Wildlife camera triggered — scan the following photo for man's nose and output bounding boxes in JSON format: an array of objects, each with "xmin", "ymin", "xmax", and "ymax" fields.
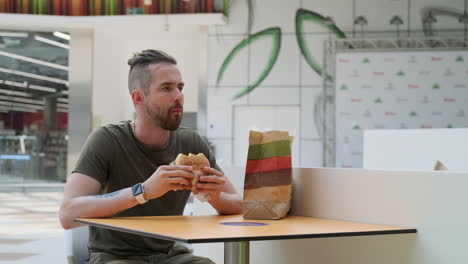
[{"xmin": 174, "ymin": 89, "xmax": 183, "ymax": 102}]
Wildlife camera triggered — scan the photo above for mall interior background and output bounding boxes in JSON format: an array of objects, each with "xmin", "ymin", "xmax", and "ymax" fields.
[{"xmin": 0, "ymin": 0, "xmax": 466, "ymax": 186}]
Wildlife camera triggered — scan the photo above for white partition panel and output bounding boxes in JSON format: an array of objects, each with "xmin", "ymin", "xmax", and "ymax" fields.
[
  {"xmin": 283, "ymin": 168, "xmax": 468, "ymax": 264},
  {"xmin": 363, "ymin": 128, "xmax": 468, "ymax": 172},
  {"xmin": 194, "ymin": 167, "xmax": 468, "ymax": 264}
]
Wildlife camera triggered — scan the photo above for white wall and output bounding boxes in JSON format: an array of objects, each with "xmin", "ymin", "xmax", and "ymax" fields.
[
  {"xmin": 206, "ymin": 0, "xmax": 467, "ymax": 170},
  {"xmin": 91, "ymin": 23, "xmax": 208, "ymax": 127}
]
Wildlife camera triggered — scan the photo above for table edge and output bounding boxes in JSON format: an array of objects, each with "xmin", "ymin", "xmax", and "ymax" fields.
[{"xmin": 75, "ymin": 219, "xmax": 416, "ymax": 243}]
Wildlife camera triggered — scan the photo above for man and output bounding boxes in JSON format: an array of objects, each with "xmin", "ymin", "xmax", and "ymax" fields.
[{"xmin": 59, "ymin": 49, "xmax": 242, "ymax": 264}]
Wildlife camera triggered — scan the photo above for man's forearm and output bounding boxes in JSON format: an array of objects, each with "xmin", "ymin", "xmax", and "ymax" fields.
[
  {"xmin": 59, "ymin": 188, "xmax": 139, "ymax": 229},
  {"xmin": 209, "ymin": 192, "xmax": 243, "ymax": 215}
]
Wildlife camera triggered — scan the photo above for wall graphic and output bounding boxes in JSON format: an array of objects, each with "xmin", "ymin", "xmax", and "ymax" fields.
[
  {"xmin": 296, "ymin": 9, "xmax": 346, "ymax": 81},
  {"xmin": 216, "ymin": 27, "xmax": 281, "ymax": 99},
  {"xmin": 335, "ymin": 51, "xmax": 468, "ymax": 168},
  {"xmin": 216, "ymin": 8, "xmax": 346, "ymax": 99}
]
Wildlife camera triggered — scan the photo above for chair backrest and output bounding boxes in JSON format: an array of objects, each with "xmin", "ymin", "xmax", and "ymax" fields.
[{"xmin": 65, "ymin": 226, "xmax": 89, "ymax": 264}]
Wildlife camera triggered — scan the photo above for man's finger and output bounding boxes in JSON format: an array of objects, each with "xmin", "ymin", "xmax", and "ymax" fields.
[
  {"xmin": 162, "ymin": 165, "xmax": 194, "ymax": 172},
  {"xmin": 169, "ymin": 183, "xmax": 185, "ymax": 191},
  {"xmin": 196, "ymin": 182, "xmax": 223, "ymax": 190},
  {"xmin": 201, "ymin": 167, "xmax": 222, "ymax": 176},
  {"xmin": 166, "ymin": 176, "xmax": 191, "ymax": 186},
  {"xmin": 161, "ymin": 170, "xmax": 194, "ymax": 179},
  {"xmin": 199, "ymin": 175, "xmax": 225, "ymax": 183}
]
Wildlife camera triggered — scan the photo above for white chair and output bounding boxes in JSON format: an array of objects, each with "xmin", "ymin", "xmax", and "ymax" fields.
[{"xmin": 65, "ymin": 226, "xmax": 89, "ymax": 264}]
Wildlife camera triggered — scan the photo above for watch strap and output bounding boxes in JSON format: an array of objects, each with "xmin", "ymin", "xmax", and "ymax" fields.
[{"xmin": 132, "ymin": 183, "xmax": 148, "ymax": 204}]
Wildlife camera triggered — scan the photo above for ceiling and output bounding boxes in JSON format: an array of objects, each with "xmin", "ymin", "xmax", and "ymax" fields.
[{"xmin": 0, "ymin": 30, "xmax": 69, "ymax": 114}]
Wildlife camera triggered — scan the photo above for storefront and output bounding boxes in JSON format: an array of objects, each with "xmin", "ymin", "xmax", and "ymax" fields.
[{"xmin": 0, "ymin": 30, "xmax": 69, "ymax": 184}]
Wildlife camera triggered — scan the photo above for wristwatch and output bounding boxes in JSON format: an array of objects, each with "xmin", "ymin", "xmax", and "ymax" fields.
[{"xmin": 132, "ymin": 183, "xmax": 149, "ymax": 204}]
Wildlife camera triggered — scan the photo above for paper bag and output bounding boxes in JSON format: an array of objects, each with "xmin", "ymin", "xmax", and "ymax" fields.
[{"xmin": 242, "ymin": 130, "xmax": 293, "ymax": 220}]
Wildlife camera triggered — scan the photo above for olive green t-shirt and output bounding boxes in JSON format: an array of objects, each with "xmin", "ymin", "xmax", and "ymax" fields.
[{"xmin": 73, "ymin": 121, "xmax": 219, "ymax": 256}]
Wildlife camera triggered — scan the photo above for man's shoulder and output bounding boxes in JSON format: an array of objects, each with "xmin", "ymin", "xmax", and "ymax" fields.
[
  {"xmin": 89, "ymin": 121, "xmax": 130, "ymax": 141},
  {"xmin": 95, "ymin": 121, "xmax": 130, "ymax": 134}
]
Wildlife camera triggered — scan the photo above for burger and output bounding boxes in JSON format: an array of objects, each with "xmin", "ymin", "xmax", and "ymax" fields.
[{"xmin": 174, "ymin": 153, "xmax": 210, "ymax": 192}]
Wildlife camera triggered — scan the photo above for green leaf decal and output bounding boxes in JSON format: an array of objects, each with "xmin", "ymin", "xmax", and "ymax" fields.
[
  {"xmin": 409, "ymin": 111, "xmax": 417, "ymax": 117},
  {"xmin": 352, "ymin": 125, "xmax": 361, "ymax": 130},
  {"xmin": 216, "ymin": 27, "xmax": 281, "ymax": 99},
  {"xmin": 374, "ymin": 97, "xmax": 383, "ymax": 103},
  {"xmin": 432, "ymin": 83, "xmax": 440, "ymax": 89},
  {"xmin": 296, "ymin": 9, "xmax": 346, "ymax": 81},
  {"xmin": 456, "ymin": 56, "xmax": 463, "ymax": 62}
]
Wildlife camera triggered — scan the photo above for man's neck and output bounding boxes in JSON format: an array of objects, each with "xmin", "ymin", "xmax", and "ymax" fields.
[{"xmin": 132, "ymin": 119, "xmax": 170, "ymax": 148}]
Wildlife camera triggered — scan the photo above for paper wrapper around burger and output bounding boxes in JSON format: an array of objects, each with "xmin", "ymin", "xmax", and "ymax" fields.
[
  {"xmin": 174, "ymin": 153, "xmax": 212, "ymax": 202},
  {"xmin": 242, "ymin": 130, "xmax": 293, "ymax": 220}
]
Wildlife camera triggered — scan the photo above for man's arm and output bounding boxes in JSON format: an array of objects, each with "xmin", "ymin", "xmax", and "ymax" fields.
[
  {"xmin": 59, "ymin": 172, "xmax": 139, "ymax": 229},
  {"xmin": 198, "ymin": 167, "xmax": 243, "ymax": 215},
  {"xmin": 59, "ymin": 165, "xmax": 195, "ymax": 229}
]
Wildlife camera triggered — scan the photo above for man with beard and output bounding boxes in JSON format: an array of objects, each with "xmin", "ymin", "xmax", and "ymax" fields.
[{"xmin": 59, "ymin": 49, "xmax": 242, "ymax": 264}]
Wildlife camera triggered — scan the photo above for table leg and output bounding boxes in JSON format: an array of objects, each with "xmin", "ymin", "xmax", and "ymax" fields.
[{"xmin": 224, "ymin": 241, "xmax": 249, "ymax": 264}]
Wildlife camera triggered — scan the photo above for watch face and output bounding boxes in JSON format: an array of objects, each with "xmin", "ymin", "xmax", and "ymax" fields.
[{"xmin": 132, "ymin": 184, "xmax": 143, "ymax": 196}]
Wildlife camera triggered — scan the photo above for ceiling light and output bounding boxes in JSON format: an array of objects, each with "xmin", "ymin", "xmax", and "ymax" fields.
[
  {"xmin": 0, "ymin": 32, "xmax": 28, "ymax": 37},
  {"xmin": 57, "ymin": 98, "xmax": 68, "ymax": 103},
  {"xmin": 0, "ymin": 51, "xmax": 69, "ymax": 71},
  {"xmin": 0, "ymin": 95, "xmax": 44, "ymax": 105},
  {"xmin": 53, "ymin": 31, "xmax": 70, "ymax": 41},
  {"xmin": 1, "ymin": 79, "xmax": 58, "ymax": 93},
  {"xmin": 34, "ymin": 35, "xmax": 70, "ymax": 49},
  {"xmin": 57, "ymin": 103, "xmax": 68, "ymax": 108},
  {"xmin": 0, "ymin": 105, "xmax": 37, "ymax": 113},
  {"xmin": 29, "ymin": 84, "xmax": 57, "ymax": 93},
  {"xmin": 390, "ymin": 15, "xmax": 404, "ymax": 26},
  {"xmin": 3, "ymin": 80, "xmax": 27, "ymax": 88},
  {"xmin": 354, "ymin": 16, "xmax": 368, "ymax": 25},
  {"xmin": 0, "ymin": 88, "xmax": 32, "ymax": 97},
  {"xmin": 61, "ymin": 90, "xmax": 69, "ymax": 95},
  {"xmin": 0, "ymin": 67, "xmax": 69, "ymax": 85},
  {"xmin": 0, "ymin": 101, "xmax": 43, "ymax": 110}
]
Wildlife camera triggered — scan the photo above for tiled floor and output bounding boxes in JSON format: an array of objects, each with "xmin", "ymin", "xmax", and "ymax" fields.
[{"xmin": 0, "ymin": 192, "xmax": 66, "ymax": 263}]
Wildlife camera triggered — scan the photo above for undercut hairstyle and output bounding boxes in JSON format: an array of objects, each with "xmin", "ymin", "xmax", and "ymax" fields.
[{"xmin": 127, "ymin": 49, "xmax": 177, "ymax": 95}]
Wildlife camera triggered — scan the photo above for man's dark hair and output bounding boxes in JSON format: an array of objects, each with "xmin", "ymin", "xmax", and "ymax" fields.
[{"xmin": 127, "ymin": 49, "xmax": 177, "ymax": 95}]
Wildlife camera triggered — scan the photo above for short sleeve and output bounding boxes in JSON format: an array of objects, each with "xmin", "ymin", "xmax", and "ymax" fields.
[{"xmin": 72, "ymin": 127, "xmax": 113, "ymax": 186}]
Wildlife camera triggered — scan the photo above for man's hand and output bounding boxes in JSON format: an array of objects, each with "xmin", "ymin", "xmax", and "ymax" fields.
[
  {"xmin": 143, "ymin": 165, "xmax": 194, "ymax": 200},
  {"xmin": 195, "ymin": 167, "xmax": 226, "ymax": 201}
]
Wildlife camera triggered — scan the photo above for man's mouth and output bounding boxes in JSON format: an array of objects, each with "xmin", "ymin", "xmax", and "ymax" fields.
[{"xmin": 171, "ymin": 107, "xmax": 183, "ymax": 113}]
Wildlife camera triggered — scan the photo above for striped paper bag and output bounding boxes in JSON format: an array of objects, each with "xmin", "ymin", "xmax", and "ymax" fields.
[{"xmin": 243, "ymin": 130, "xmax": 293, "ymax": 220}]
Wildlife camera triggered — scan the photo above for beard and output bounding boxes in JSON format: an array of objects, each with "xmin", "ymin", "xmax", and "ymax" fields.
[{"xmin": 145, "ymin": 102, "xmax": 183, "ymax": 131}]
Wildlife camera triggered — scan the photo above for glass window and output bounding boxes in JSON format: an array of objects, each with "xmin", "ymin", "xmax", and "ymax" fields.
[{"xmin": 0, "ymin": 30, "xmax": 69, "ymax": 184}]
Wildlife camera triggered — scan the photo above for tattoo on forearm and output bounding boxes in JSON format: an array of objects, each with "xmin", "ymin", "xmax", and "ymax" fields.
[{"xmin": 91, "ymin": 190, "xmax": 122, "ymax": 199}]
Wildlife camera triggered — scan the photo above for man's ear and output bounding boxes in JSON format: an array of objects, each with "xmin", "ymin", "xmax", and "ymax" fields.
[{"xmin": 131, "ymin": 90, "xmax": 145, "ymax": 105}]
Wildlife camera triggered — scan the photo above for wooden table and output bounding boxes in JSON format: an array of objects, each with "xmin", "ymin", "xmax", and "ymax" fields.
[{"xmin": 76, "ymin": 214, "xmax": 416, "ymax": 264}]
